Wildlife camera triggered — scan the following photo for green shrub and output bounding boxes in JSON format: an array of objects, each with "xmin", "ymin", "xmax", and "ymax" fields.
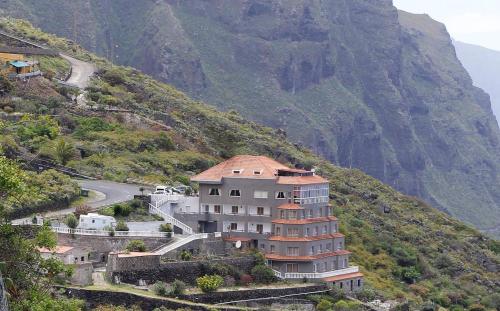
[
  {"xmin": 130, "ymin": 199, "xmax": 142, "ymax": 209},
  {"xmin": 196, "ymin": 275, "xmax": 223, "ymax": 293},
  {"xmin": 159, "ymin": 223, "xmax": 172, "ymax": 233},
  {"xmin": 250, "ymin": 265, "xmax": 276, "ymax": 284},
  {"xmin": 153, "ymin": 281, "xmax": 168, "ymax": 296},
  {"xmin": 126, "ymin": 240, "xmax": 146, "ymax": 252},
  {"xmin": 115, "ymin": 220, "xmax": 129, "ymax": 232},
  {"xmin": 180, "ymin": 250, "xmax": 192, "ymax": 261},
  {"xmin": 169, "ymin": 279, "xmax": 186, "ymax": 296},
  {"xmin": 64, "ymin": 214, "xmax": 78, "ymax": 229},
  {"xmin": 317, "ymin": 299, "xmax": 333, "ymax": 311},
  {"xmin": 113, "ymin": 204, "xmax": 131, "ymax": 217}
]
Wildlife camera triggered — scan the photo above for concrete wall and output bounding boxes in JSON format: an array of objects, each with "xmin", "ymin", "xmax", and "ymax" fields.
[{"xmin": 70, "ymin": 263, "xmax": 93, "ymax": 286}]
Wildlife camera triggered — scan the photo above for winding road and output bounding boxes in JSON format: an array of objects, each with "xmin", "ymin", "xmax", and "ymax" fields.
[{"xmin": 60, "ymin": 54, "xmax": 95, "ymax": 89}]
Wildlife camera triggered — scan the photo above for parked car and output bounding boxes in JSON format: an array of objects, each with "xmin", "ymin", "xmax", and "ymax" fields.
[
  {"xmin": 153, "ymin": 185, "xmax": 174, "ymax": 195},
  {"xmin": 173, "ymin": 185, "xmax": 192, "ymax": 194}
]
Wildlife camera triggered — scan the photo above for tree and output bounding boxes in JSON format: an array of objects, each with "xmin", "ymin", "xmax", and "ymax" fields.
[
  {"xmin": 64, "ymin": 214, "xmax": 78, "ymax": 229},
  {"xmin": 126, "ymin": 240, "xmax": 146, "ymax": 252},
  {"xmin": 159, "ymin": 223, "xmax": 172, "ymax": 233},
  {"xmin": 54, "ymin": 139, "xmax": 75, "ymax": 165},
  {"xmin": 139, "ymin": 186, "xmax": 145, "ymax": 195},
  {"xmin": 317, "ymin": 299, "xmax": 333, "ymax": 311}
]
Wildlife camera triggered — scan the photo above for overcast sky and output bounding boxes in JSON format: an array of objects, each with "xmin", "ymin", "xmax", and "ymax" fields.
[{"xmin": 394, "ymin": 0, "xmax": 500, "ymax": 51}]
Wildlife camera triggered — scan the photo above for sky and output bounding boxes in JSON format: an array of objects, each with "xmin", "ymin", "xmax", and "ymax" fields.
[{"xmin": 394, "ymin": 0, "xmax": 500, "ymax": 51}]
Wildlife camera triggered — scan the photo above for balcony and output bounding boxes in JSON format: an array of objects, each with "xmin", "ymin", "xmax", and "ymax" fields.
[{"xmin": 272, "ymin": 266, "xmax": 359, "ymax": 280}]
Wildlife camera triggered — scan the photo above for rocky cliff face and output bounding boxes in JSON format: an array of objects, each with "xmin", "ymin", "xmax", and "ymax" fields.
[
  {"xmin": 454, "ymin": 40, "xmax": 500, "ymax": 124},
  {"xmin": 2, "ymin": 0, "xmax": 500, "ymax": 235}
]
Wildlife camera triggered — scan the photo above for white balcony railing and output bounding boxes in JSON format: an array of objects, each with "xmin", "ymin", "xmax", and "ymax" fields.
[
  {"xmin": 277, "ymin": 266, "xmax": 359, "ymax": 280},
  {"xmin": 51, "ymin": 226, "xmax": 171, "ymax": 238}
]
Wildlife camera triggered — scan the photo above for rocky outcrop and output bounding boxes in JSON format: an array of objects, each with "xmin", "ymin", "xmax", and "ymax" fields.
[{"xmin": 2, "ymin": 0, "xmax": 500, "ymax": 235}]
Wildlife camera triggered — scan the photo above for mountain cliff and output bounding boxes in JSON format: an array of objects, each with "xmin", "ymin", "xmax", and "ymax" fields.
[
  {"xmin": 1, "ymin": 0, "xmax": 500, "ymax": 236},
  {"xmin": 454, "ymin": 41, "xmax": 500, "ymax": 124}
]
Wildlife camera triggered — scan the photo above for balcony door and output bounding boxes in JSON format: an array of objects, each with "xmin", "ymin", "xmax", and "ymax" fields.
[{"xmin": 286, "ymin": 263, "xmax": 299, "ymax": 273}]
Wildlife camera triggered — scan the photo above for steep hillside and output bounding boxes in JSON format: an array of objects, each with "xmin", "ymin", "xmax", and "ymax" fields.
[
  {"xmin": 454, "ymin": 41, "xmax": 500, "ymax": 124},
  {"xmin": 0, "ymin": 0, "xmax": 499, "ymax": 235},
  {"xmin": 0, "ymin": 18, "xmax": 498, "ymax": 309}
]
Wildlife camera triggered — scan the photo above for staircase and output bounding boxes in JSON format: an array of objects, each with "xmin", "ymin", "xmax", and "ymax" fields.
[
  {"xmin": 149, "ymin": 201, "xmax": 193, "ymax": 235},
  {"xmin": 154, "ymin": 233, "xmax": 208, "ymax": 255}
]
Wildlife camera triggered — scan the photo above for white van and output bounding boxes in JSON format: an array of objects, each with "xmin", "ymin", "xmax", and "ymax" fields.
[{"xmin": 154, "ymin": 185, "xmax": 173, "ymax": 195}]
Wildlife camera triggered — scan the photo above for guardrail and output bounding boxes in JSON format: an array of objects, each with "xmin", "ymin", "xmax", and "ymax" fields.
[
  {"xmin": 51, "ymin": 226, "xmax": 172, "ymax": 238},
  {"xmin": 154, "ymin": 233, "xmax": 209, "ymax": 255},
  {"xmin": 272, "ymin": 266, "xmax": 359, "ymax": 280},
  {"xmin": 149, "ymin": 203, "xmax": 193, "ymax": 234}
]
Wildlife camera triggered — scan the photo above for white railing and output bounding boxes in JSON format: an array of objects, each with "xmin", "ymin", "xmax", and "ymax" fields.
[
  {"xmin": 272, "ymin": 269, "xmax": 283, "ymax": 278},
  {"xmin": 51, "ymin": 226, "xmax": 172, "ymax": 238},
  {"xmin": 150, "ymin": 194, "xmax": 182, "ymax": 204},
  {"xmin": 149, "ymin": 203, "xmax": 193, "ymax": 234},
  {"xmin": 283, "ymin": 266, "xmax": 359, "ymax": 279},
  {"xmin": 154, "ymin": 233, "xmax": 209, "ymax": 255}
]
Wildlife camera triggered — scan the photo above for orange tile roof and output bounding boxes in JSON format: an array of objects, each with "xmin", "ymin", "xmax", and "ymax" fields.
[
  {"xmin": 191, "ymin": 155, "xmax": 291, "ymax": 182},
  {"xmin": 277, "ymin": 203, "xmax": 303, "ymax": 210},
  {"xmin": 223, "ymin": 236, "xmax": 252, "ymax": 242},
  {"xmin": 277, "ymin": 175, "xmax": 328, "ymax": 185},
  {"xmin": 267, "ymin": 233, "xmax": 344, "ymax": 242},
  {"xmin": 38, "ymin": 245, "xmax": 74, "ymax": 254},
  {"xmin": 323, "ymin": 272, "xmax": 364, "ymax": 282},
  {"xmin": 265, "ymin": 249, "xmax": 351, "ymax": 261},
  {"xmin": 272, "ymin": 216, "xmax": 338, "ymax": 225}
]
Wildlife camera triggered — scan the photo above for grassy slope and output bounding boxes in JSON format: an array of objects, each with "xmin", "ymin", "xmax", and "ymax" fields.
[{"xmin": 0, "ymin": 18, "xmax": 498, "ymax": 309}]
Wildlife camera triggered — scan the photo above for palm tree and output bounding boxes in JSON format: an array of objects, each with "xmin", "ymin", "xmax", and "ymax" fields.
[
  {"xmin": 139, "ymin": 186, "xmax": 145, "ymax": 196},
  {"xmin": 54, "ymin": 139, "xmax": 75, "ymax": 166}
]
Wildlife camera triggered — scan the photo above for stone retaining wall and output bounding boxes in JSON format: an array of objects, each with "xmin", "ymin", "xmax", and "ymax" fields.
[
  {"xmin": 108, "ymin": 257, "xmax": 255, "ymax": 285},
  {"xmin": 178, "ymin": 284, "xmax": 329, "ymax": 304},
  {"xmin": 59, "ymin": 287, "xmax": 228, "ymax": 311}
]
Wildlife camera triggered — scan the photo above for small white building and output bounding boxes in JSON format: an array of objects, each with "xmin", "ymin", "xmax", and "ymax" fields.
[
  {"xmin": 38, "ymin": 245, "xmax": 88, "ymax": 265},
  {"xmin": 78, "ymin": 213, "xmax": 116, "ymax": 230}
]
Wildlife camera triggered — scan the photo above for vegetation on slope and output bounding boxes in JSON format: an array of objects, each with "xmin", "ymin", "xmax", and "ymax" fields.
[{"xmin": 0, "ymin": 18, "xmax": 498, "ymax": 310}]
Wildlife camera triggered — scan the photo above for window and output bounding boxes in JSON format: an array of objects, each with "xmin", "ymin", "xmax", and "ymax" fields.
[
  {"xmin": 287, "ymin": 247, "xmax": 299, "ymax": 256},
  {"xmin": 214, "ymin": 205, "xmax": 221, "ymax": 214},
  {"xmin": 254, "ymin": 191, "xmax": 268, "ymax": 199},
  {"xmin": 253, "ymin": 170, "xmax": 262, "ymax": 175},
  {"xmin": 311, "ymin": 246, "xmax": 315, "ymax": 255},
  {"xmin": 314, "ymin": 226, "xmax": 319, "ymax": 236},
  {"xmin": 270, "ymin": 245, "xmax": 275, "ymax": 253},
  {"xmin": 344, "ymin": 258, "xmax": 348, "ymax": 268},
  {"xmin": 231, "ymin": 206, "xmax": 239, "ymax": 214},
  {"xmin": 309, "ymin": 210, "xmax": 313, "ymax": 218},
  {"xmin": 306, "ymin": 228, "xmax": 310, "ymax": 236},
  {"xmin": 340, "ymin": 282, "xmax": 343, "ymax": 289},
  {"xmin": 333, "ymin": 223, "xmax": 337, "ymax": 232},
  {"xmin": 313, "ymin": 263, "xmax": 317, "ymax": 272},
  {"xmin": 204, "ymin": 205, "xmax": 209, "ymax": 213},
  {"xmin": 230, "ymin": 189, "xmax": 241, "ymax": 197},
  {"xmin": 230, "ymin": 223, "xmax": 238, "ymax": 231},
  {"xmin": 209, "ymin": 188, "xmax": 220, "ymax": 196},
  {"xmin": 289, "ymin": 211, "xmax": 297, "ymax": 219},
  {"xmin": 280, "ymin": 211, "xmax": 285, "ymax": 219},
  {"xmin": 286, "ymin": 263, "xmax": 299, "ymax": 273},
  {"xmin": 319, "ymin": 244, "xmax": 323, "ymax": 253},
  {"xmin": 287, "ymin": 228, "xmax": 299, "ymax": 237},
  {"xmin": 275, "ymin": 227, "xmax": 281, "ymax": 235},
  {"xmin": 326, "ymin": 243, "xmax": 332, "ymax": 252},
  {"xmin": 232, "ymin": 169, "xmax": 242, "ymax": 174},
  {"xmin": 323, "ymin": 225, "xmax": 328, "ymax": 234},
  {"xmin": 256, "ymin": 224, "xmax": 264, "ymax": 234},
  {"xmin": 276, "ymin": 191, "xmax": 286, "ymax": 199},
  {"xmin": 357, "ymin": 279, "xmax": 361, "ymax": 287},
  {"xmin": 257, "ymin": 207, "xmax": 264, "ymax": 215},
  {"xmin": 81, "ymin": 256, "xmax": 85, "ymax": 262}
]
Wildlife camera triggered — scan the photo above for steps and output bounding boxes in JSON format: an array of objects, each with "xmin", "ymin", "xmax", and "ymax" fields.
[
  {"xmin": 148, "ymin": 202, "xmax": 193, "ymax": 235},
  {"xmin": 153, "ymin": 233, "xmax": 208, "ymax": 255}
]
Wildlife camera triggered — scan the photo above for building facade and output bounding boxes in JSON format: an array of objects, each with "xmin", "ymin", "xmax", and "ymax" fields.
[{"xmin": 176, "ymin": 155, "xmax": 363, "ymax": 290}]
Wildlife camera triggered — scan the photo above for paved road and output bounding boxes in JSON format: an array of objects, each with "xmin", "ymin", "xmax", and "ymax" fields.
[
  {"xmin": 77, "ymin": 180, "xmax": 142, "ymax": 208},
  {"xmin": 12, "ymin": 180, "xmax": 143, "ymax": 224},
  {"xmin": 60, "ymin": 54, "xmax": 95, "ymax": 89}
]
